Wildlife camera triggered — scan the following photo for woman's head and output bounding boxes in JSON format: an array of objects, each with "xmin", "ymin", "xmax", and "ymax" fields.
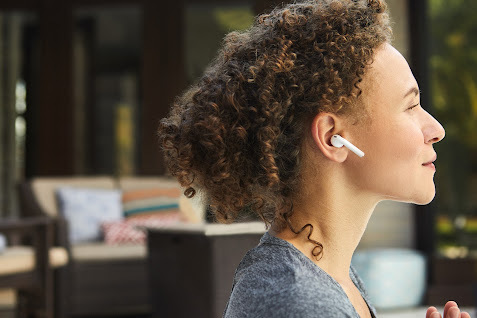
[
  {"xmin": 159, "ymin": 0, "xmax": 392, "ymax": 228},
  {"xmin": 337, "ymin": 43, "xmax": 445, "ymax": 205}
]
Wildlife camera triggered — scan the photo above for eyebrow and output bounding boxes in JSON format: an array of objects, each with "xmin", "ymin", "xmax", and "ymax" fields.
[{"xmin": 404, "ymin": 86, "xmax": 420, "ymax": 99}]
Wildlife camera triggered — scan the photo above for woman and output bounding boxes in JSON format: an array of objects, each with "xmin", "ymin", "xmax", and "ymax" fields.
[{"xmin": 159, "ymin": 0, "xmax": 469, "ymax": 317}]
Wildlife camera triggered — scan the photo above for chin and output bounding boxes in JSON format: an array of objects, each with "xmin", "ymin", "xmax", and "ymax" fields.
[
  {"xmin": 411, "ymin": 189, "xmax": 436, "ymax": 205},
  {"xmin": 386, "ymin": 187, "xmax": 436, "ymax": 205},
  {"xmin": 413, "ymin": 196, "xmax": 435, "ymax": 205}
]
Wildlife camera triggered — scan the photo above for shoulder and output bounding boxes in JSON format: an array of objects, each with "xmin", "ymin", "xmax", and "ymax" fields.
[
  {"xmin": 224, "ymin": 237, "xmax": 356, "ymax": 318},
  {"xmin": 225, "ymin": 273, "xmax": 354, "ymax": 318}
]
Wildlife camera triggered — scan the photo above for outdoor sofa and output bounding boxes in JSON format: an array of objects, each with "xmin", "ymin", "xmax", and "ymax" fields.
[{"xmin": 18, "ymin": 176, "xmax": 200, "ymax": 317}]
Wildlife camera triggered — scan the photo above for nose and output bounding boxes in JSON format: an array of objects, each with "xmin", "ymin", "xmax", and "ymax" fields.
[{"xmin": 422, "ymin": 110, "xmax": 445, "ymax": 144}]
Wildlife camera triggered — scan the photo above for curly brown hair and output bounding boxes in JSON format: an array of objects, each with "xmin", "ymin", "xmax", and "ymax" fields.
[{"xmin": 159, "ymin": 0, "xmax": 392, "ymax": 230}]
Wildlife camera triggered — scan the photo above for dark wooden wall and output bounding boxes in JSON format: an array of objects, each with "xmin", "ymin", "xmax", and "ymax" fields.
[
  {"xmin": 37, "ymin": 0, "xmax": 75, "ymax": 175},
  {"xmin": 141, "ymin": 0, "xmax": 184, "ymax": 176},
  {"xmin": 0, "ymin": 0, "xmax": 283, "ymax": 177}
]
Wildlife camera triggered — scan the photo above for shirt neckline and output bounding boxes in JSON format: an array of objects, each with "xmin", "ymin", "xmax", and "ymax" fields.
[{"xmin": 260, "ymin": 231, "xmax": 376, "ymax": 318}]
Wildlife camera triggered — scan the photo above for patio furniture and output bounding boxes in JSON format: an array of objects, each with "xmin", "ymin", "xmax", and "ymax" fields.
[
  {"xmin": 0, "ymin": 216, "xmax": 68, "ymax": 317},
  {"xmin": 147, "ymin": 222, "xmax": 265, "ymax": 318},
  {"xmin": 18, "ymin": 176, "xmax": 187, "ymax": 317}
]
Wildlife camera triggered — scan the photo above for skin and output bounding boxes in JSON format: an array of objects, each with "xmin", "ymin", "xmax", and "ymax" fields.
[
  {"xmin": 427, "ymin": 301, "xmax": 471, "ymax": 318},
  {"xmin": 272, "ymin": 43, "xmax": 468, "ymax": 318}
]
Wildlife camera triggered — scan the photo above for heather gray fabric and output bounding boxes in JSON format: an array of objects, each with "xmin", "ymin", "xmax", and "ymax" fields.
[{"xmin": 223, "ymin": 232, "xmax": 376, "ymax": 318}]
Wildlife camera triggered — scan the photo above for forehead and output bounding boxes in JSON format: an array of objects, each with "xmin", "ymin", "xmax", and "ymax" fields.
[{"xmin": 361, "ymin": 43, "xmax": 418, "ymax": 106}]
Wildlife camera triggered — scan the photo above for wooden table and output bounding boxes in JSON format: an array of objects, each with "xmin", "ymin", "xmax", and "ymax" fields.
[{"xmin": 147, "ymin": 222, "xmax": 266, "ymax": 318}]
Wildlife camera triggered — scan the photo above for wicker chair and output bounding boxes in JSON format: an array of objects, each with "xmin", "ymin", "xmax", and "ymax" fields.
[{"xmin": 0, "ymin": 216, "xmax": 68, "ymax": 318}]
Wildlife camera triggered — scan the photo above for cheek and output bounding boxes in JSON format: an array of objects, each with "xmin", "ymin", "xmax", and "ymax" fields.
[
  {"xmin": 367, "ymin": 117, "xmax": 423, "ymax": 163},
  {"xmin": 348, "ymin": 119, "xmax": 424, "ymax": 197}
]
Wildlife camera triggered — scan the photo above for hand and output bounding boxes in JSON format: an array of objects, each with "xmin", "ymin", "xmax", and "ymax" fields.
[{"xmin": 426, "ymin": 301, "xmax": 471, "ymax": 318}]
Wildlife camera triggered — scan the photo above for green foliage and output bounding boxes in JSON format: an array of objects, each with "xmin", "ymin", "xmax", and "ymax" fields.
[
  {"xmin": 214, "ymin": 8, "xmax": 254, "ymax": 32},
  {"xmin": 185, "ymin": 6, "xmax": 254, "ymax": 83},
  {"xmin": 430, "ymin": 0, "xmax": 477, "ymax": 252},
  {"xmin": 429, "ymin": 0, "xmax": 477, "ymax": 147}
]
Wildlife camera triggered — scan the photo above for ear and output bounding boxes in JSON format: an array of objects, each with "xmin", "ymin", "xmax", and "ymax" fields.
[{"xmin": 310, "ymin": 113, "xmax": 348, "ymax": 163}]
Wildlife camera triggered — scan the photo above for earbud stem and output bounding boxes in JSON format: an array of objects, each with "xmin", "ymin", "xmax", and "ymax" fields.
[{"xmin": 331, "ymin": 135, "xmax": 365, "ymax": 157}]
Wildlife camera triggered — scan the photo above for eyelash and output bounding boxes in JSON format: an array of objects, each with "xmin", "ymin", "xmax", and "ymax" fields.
[{"xmin": 408, "ymin": 103, "xmax": 420, "ymax": 111}]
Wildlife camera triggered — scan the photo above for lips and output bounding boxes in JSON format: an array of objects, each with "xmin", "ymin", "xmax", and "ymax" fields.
[{"xmin": 422, "ymin": 154, "xmax": 437, "ymax": 169}]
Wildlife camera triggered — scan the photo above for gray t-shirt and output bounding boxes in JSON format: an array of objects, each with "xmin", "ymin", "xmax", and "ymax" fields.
[{"xmin": 224, "ymin": 232, "xmax": 376, "ymax": 318}]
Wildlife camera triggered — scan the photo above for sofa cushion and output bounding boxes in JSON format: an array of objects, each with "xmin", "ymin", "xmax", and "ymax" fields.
[
  {"xmin": 102, "ymin": 221, "xmax": 146, "ymax": 244},
  {"xmin": 71, "ymin": 242, "xmax": 147, "ymax": 261},
  {"xmin": 102, "ymin": 213, "xmax": 182, "ymax": 245},
  {"xmin": 0, "ymin": 246, "xmax": 68, "ymax": 276},
  {"xmin": 0, "ymin": 288, "xmax": 15, "ymax": 308},
  {"xmin": 31, "ymin": 177, "xmax": 116, "ymax": 217},
  {"xmin": 56, "ymin": 187, "xmax": 123, "ymax": 243},
  {"xmin": 119, "ymin": 177, "xmax": 206, "ymax": 223},
  {"xmin": 122, "ymin": 188, "xmax": 181, "ymax": 217},
  {"xmin": 118, "ymin": 177, "xmax": 180, "ymax": 191}
]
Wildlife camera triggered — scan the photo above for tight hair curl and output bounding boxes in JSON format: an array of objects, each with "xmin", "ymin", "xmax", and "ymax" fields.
[{"xmin": 159, "ymin": 0, "xmax": 392, "ymax": 231}]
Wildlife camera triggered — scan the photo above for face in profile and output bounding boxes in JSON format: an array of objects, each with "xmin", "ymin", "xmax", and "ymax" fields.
[{"xmin": 345, "ymin": 43, "xmax": 445, "ymax": 205}]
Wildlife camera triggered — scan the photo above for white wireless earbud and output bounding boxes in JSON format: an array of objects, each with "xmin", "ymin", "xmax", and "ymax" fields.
[{"xmin": 331, "ymin": 135, "xmax": 365, "ymax": 157}]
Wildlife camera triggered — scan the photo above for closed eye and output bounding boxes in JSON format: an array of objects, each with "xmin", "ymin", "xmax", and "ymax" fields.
[{"xmin": 407, "ymin": 103, "xmax": 420, "ymax": 111}]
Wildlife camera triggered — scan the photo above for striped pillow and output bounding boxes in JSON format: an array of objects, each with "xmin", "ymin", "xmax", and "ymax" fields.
[{"xmin": 122, "ymin": 187, "xmax": 181, "ymax": 218}]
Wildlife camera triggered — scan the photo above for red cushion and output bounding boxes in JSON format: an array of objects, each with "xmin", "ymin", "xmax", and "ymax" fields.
[{"xmin": 102, "ymin": 213, "xmax": 182, "ymax": 245}]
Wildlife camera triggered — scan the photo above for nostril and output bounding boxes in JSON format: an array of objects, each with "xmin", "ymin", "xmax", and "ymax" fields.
[{"xmin": 427, "ymin": 135, "xmax": 442, "ymax": 144}]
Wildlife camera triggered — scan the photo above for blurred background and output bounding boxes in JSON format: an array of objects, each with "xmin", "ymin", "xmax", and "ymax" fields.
[{"xmin": 0, "ymin": 0, "xmax": 475, "ymax": 316}]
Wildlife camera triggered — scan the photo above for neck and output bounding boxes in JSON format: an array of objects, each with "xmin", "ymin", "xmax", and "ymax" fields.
[{"xmin": 272, "ymin": 168, "xmax": 379, "ymax": 283}]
